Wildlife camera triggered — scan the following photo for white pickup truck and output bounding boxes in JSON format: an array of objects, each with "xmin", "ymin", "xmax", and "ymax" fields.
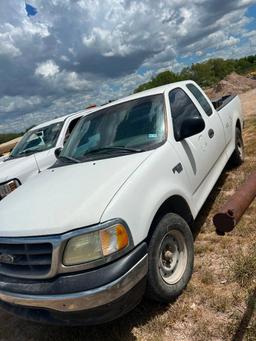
[
  {"xmin": 0, "ymin": 81, "xmax": 244, "ymax": 325},
  {"xmin": 0, "ymin": 111, "xmax": 87, "ymax": 200}
]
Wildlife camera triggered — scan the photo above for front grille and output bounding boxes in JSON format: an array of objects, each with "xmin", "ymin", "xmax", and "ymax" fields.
[{"xmin": 0, "ymin": 242, "xmax": 53, "ymax": 278}]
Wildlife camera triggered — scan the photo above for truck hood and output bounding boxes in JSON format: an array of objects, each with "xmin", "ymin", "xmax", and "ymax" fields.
[
  {"xmin": 0, "ymin": 149, "xmax": 55, "ymax": 185},
  {"xmin": 0, "ymin": 155, "xmax": 37, "ymax": 184},
  {"xmin": 0, "ymin": 156, "xmax": 7, "ymax": 164},
  {"xmin": 0, "ymin": 152, "xmax": 151, "ymax": 237}
]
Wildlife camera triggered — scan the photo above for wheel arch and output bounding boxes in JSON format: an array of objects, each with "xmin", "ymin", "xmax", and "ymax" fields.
[
  {"xmin": 236, "ymin": 119, "xmax": 242, "ymax": 132},
  {"xmin": 147, "ymin": 195, "xmax": 194, "ymax": 241}
]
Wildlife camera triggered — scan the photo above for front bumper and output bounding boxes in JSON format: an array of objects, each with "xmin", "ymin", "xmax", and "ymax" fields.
[
  {"xmin": 0, "ymin": 255, "xmax": 147, "ymax": 312},
  {"xmin": 0, "ymin": 243, "xmax": 148, "ymax": 324}
]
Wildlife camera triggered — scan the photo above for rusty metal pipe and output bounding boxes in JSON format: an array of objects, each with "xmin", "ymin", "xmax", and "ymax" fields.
[{"xmin": 213, "ymin": 172, "xmax": 256, "ymax": 234}]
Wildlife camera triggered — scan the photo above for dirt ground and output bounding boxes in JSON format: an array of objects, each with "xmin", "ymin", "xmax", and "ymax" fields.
[
  {"xmin": 0, "ymin": 91, "xmax": 255, "ymax": 341},
  {"xmin": 205, "ymin": 72, "xmax": 256, "ymax": 99},
  {"xmin": 240, "ymin": 88, "xmax": 256, "ymax": 118}
]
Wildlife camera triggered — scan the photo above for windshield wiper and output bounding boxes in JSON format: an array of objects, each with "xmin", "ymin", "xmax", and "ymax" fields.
[
  {"xmin": 19, "ymin": 149, "xmax": 36, "ymax": 156},
  {"xmin": 58, "ymin": 155, "xmax": 80, "ymax": 163},
  {"xmin": 9, "ymin": 149, "xmax": 36, "ymax": 159},
  {"xmin": 83, "ymin": 146, "xmax": 145, "ymax": 157},
  {"xmin": 19, "ymin": 149, "xmax": 38, "ymax": 156}
]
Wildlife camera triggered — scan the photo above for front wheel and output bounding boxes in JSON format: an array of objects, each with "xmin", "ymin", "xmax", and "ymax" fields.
[{"xmin": 146, "ymin": 213, "xmax": 194, "ymax": 303}]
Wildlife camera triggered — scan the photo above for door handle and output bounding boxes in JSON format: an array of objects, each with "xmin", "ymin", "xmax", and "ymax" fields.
[{"xmin": 208, "ymin": 129, "xmax": 214, "ymax": 139}]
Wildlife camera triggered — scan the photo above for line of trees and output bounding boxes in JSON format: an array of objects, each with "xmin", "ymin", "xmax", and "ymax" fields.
[
  {"xmin": 134, "ymin": 55, "xmax": 256, "ymax": 93},
  {"xmin": 0, "ymin": 133, "xmax": 21, "ymax": 145}
]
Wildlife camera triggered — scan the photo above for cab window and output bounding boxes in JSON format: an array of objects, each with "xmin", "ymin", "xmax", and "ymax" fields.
[
  {"xmin": 186, "ymin": 83, "xmax": 213, "ymax": 116},
  {"xmin": 169, "ymin": 88, "xmax": 203, "ymax": 141}
]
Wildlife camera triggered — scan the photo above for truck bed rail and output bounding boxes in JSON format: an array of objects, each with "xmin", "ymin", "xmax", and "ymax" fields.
[{"xmin": 211, "ymin": 95, "xmax": 236, "ymax": 111}]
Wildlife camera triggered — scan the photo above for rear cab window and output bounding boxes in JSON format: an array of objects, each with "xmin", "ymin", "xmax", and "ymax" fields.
[{"xmin": 186, "ymin": 83, "xmax": 213, "ymax": 116}]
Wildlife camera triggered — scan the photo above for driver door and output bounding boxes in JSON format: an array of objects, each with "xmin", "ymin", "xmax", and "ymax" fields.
[{"xmin": 168, "ymin": 87, "xmax": 226, "ymax": 210}]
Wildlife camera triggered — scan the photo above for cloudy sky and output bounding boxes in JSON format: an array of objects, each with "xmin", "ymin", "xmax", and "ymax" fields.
[{"xmin": 0, "ymin": 0, "xmax": 256, "ymax": 133}]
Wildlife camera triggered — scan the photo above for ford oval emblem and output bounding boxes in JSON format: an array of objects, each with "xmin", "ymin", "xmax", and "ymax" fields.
[{"xmin": 0, "ymin": 254, "xmax": 15, "ymax": 264}]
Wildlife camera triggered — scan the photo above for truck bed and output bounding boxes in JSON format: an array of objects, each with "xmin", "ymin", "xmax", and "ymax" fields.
[{"xmin": 211, "ymin": 95, "xmax": 236, "ymax": 111}]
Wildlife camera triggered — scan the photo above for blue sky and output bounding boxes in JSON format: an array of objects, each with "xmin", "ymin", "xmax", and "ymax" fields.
[
  {"xmin": 247, "ymin": 4, "xmax": 256, "ymax": 18},
  {"xmin": 0, "ymin": 0, "xmax": 255, "ymax": 132},
  {"xmin": 25, "ymin": 3, "xmax": 38, "ymax": 17}
]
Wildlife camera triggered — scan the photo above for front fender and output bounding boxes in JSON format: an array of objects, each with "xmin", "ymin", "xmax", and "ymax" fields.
[{"xmin": 101, "ymin": 143, "xmax": 193, "ymax": 246}]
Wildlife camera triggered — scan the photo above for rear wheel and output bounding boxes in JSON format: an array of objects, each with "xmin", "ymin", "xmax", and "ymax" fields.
[
  {"xmin": 146, "ymin": 213, "xmax": 194, "ymax": 303},
  {"xmin": 230, "ymin": 128, "xmax": 244, "ymax": 167}
]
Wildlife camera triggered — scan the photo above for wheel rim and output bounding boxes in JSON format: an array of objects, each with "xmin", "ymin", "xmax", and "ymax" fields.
[
  {"xmin": 237, "ymin": 137, "xmax": 244, "ymax": 161},
  {"xmin": 158, "ymin": 229, "xmax": 188, "ymax": 285}
]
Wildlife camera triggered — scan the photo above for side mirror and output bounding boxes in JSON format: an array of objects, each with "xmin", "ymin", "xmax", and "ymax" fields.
[
  {"xmin": 54, "ymin": 147, "xmax": 62, "ymax": 158},
  {"xmin": 177, "ymin": 116, "xmax": 205, "ymax": 141}
]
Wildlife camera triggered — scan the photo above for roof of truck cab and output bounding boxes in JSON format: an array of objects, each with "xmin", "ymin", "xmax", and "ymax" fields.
[
  {"xmin": 82, "ymin": 80, "xmax": 195, "ymax": 116},
  {"xmin": 29, "ymin": 109, "xmax": 91, "ymax": 131},
  {"xmin": 31, "ymin": 80, "xmax": 195, "ymax": 128}
]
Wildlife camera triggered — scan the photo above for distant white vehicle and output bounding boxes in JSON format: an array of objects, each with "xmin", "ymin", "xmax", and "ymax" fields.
[{"xmin": 0, "ymin": 110, "xmax": 91, "ymax": 199}]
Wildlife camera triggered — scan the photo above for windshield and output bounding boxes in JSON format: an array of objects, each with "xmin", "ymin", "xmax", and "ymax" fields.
[
  {"xmin": 60, "ymin": 94, "xmax": 166, "ymax": 162},
  {"xmin": 11, "ymin": 122, "xmax": 63, "ymax": 158}
]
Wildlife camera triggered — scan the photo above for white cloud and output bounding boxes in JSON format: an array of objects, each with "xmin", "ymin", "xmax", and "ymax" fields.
[
  {"xmin": 22, "ymin": 19, "xmax": 50, "ymax": 38},
  {"xmin": 0, "ymin": 33, "xmax": 21, "ymax": 57},
  {"xmin": 35, "ymin": 60, "xmax": 60, "ymax": 78},
  {"xmin": 61, "ymin": 71, "xmax": 89, "ymax": 90},
  {"xmin": 48, "ymin": 70, "xmax": 90, "ymax": 91},
  {"xmin": 178, "ymin": 7, "xmax": 193, "ymax": 36},
  {"xmin": 60, "ymin": 55, "xmax": 69, "ymax": 62},
  {"xmin": 0, "ymin": 96, "xmax": 42, "ymax": 113},
  {"xmin": 216, "ymin": 36, "xmax": 240, "ymax": 49},
  {"xmin": 0, "ymin": 18, "xmax": 50, "ymax": 58}
]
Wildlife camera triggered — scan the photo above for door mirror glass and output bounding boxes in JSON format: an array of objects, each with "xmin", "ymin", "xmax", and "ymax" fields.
[
  {"xmin": 177, "ymin": 116, "xmax": 205, "ymax": 141},
  {"xmin": 54, "ymin": 147, "xmax": 62, "ymax": 158}
]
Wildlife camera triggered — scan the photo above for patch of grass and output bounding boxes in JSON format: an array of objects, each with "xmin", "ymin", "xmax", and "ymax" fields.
[
  {"xmin": 190, "ymin": 308, "xmax": 227, "ymax": 341},
  {"xmin": 201, "ymin": 269, "xmax": 215, "ymax": 285},
  {"xmin": 209, "ymin": 292, "xmax": 233, "ymax": 313},
  {"xmin": 231, "ymin": 245, "xmax": 256, "ymax": 287},
  {"xmin": 246, "ymin": 315, "xmax": 256, "ymax": 341},
  {"xmin": 225, "ymin": 288, "xmax": 256, "ymax": 341},
  {"xmin": 195, "ymin": 243, "xmax": 206, "ymax": 255},
  {"xmin": 195, "ymin": 242, "xmax": 214, "ymax": 254},
  {"xmin": 219, "ymin": 235, "xmax": 233, "ymax": 250},
  {"xmin": 249, "ymin": 117, "xmax": 256, "ymax": 129},
  {"xmin": 235, "ymin": 215, "xmax": 256, "ymax": 237}
]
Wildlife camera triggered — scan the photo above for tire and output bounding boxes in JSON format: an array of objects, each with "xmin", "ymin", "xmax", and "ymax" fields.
[
  {"xmin": 230, "ymin": 128, "xmax": 244, "ymax": 167},
  {"xmin": 146, "ymin": 213, "xmax": 194, "ymax": 303}
]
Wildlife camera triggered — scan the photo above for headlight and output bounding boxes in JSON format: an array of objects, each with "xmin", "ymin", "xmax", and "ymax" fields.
[
  {"xmin": 63, "ymin": 223, "xmax": 129, "ymax": 266},
  {"xmin": 0, "ymin": 179, "xmax": 20, "ymax": 199}
]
